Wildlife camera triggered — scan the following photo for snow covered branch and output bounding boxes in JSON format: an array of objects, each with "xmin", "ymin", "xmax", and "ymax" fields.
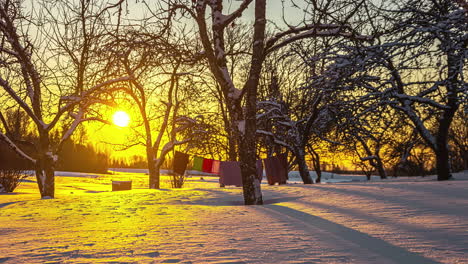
[
  {"xmin": 265, "ymin": 24, "xmax": 373, "ymax": 55},
  {"xmin": 360, "ymin": 155, "xmax": 377, "ymax": 161},
  {"xmin": 393, "ymin": 93, "xmax": 450, "ymax": 109},
  {"xmin": 0, "ymin": 78, "xmax": 44, "ymax": 128},
  {"xmin": 46, "ymin": 75, "xmax": 133, "ymax": 131},
  {"xmin": 256, "ymin": 129, "xmax": 293, "ymax": 150},
  {"xmin": 220, "ymin": 0, "xmax": 253, "ymax": 27},
  {"xmin": 0, "ymin": 132, "xmax": 36, "ymax": 164}
]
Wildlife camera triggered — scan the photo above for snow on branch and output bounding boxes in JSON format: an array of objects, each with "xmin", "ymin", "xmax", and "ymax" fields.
[
  {"xmin": 174, "ymin": 116, "xmax": 197, "ymax": 133},
  {"xmin": 56, "ymin": 107, "xmax": 113, "ymax": 153},
  {"xmin": 393, "ymin": 93, "xmax": 450, "ymax": 109},
  {"xmin": 0, "ymin": 78, "xmax": 43, "ymax": 128},
  {"xmin": 59, "ymin": 109, "xmax": 85, "ymax": 148},
  {"xmin": 277, "ymin": 120, "xmax": 294, "ymax": 128},
  {"xmin": 265, "ymin": 24, "xmax": 373, "ymax": 54},
  {"xmin": 0, "ymin": 132, "xmax": 36, "ymax": 164},
  {"xmin": 220, "ymin": 0, "xmax": 253, "ymax": 27},
  {"xmin": 157, "ymin": 138, "xmax": 193, "ymax": 167},
  {"xmin": 392, "ymin": 103, "xmax": 436, "ymax": 149},
  {"xmin": 46, "ymin": 75, "xmax": 132, "ymax": 131},
  {"xmin": 256, "ymin": 129, "xmax": 293, "ymax": 150},
  {"xmin": 360, "ymin": 155, "xmax": 377, "ymax": 161}
]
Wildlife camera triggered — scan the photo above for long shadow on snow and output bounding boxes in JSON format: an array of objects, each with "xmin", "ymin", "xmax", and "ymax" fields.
[
  {"xmin": 0, "ymin": 201, "xmax": 20, "ymax": 209},
  {"xmin": 352, "ymin": 181, "xmax": 468, "ymax": 200},
  {"xmin": 261, "ymin": 204, "xmax": 441, "ymax": 264},
  {"xmin": 318, "ymin": 177, "xmax": 468, "ymax": 199},
  {"xmin": 180, "ymin": 188, "xmax": 303, "ymax": 206},
  {"xmin": 289, "ymin": 198, "xmax": 468, "ymax": 251},
  {"xmin": 0, "ymin": 257, "xmax": 11, "ymax": 263},
  {"xmin": 62, "ymin": 185, "xmax": 107, "ymax": 193},
  {"xmin": 283, "ymin": 184, "xmax": 465, "ymax": 218}
]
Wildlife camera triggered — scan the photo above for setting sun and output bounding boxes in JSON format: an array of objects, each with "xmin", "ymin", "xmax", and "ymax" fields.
[{"xmin": 112, "ymin": 111, "xmax": 130, "ymax": 127}]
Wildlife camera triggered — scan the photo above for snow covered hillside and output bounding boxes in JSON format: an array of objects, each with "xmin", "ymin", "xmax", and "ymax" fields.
[{"xmin": 1, "ymin": 170, "xmax": 467, "ymax": 263}]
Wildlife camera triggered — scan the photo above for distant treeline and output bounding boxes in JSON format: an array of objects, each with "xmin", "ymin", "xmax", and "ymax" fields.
[
  {"xmin": 56, "ymin": 140, "xmax": 109, "ymax": 174},
  {"xmin": 109, "ymin": 155, "xmax": 172, "ymax": 170},
  {"xmin": 109, "ymin": 155, "xmax": 147, "ymax": 169},
  {"xmin": 0, "ymin": 136, "xmax": 109, "ymax": 174},
  {"xmin": 0, "ymin": 107, "xmax": 110, "ymax": 173}
]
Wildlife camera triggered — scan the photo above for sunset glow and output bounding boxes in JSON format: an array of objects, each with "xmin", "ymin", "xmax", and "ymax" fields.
[{"xmin": 112, "ymin": 111, "xmax": 130, "ymax": 127}]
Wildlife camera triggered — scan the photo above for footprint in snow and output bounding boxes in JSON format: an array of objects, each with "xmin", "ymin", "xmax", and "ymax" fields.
[
  {"xmin": 161, "ymin": 259, "xmax": 181, "ymax": 263},
  {"xmin": 217, "ymin": 249, "xmax": 239, "ymax": 254},
  {"xmin": 141, "ymin": 251, "xmax": 160, "ymax": 258}
]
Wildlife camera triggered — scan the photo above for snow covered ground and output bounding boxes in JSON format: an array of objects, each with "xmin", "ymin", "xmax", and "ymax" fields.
[{"xmin": 1, "ymin": 170, "xmax": 467, "ymax": 263}]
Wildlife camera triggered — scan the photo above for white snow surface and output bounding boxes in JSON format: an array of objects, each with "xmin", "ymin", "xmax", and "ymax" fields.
[{"xmin": 1, "ymin": 170, "xmax": 467, "ymax": 263}]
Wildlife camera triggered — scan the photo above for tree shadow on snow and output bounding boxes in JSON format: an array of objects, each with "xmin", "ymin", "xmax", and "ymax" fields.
[
  {"xmin": 182, "ymin": 188, "xmax": 303, "ymax": 206},
  {"xmin": 290, "ymin": 199, "xmax": 468, "ymax": 250},
  {"xmin": 300, "ymin": 185, "xmax": 465, "ymax": 218},
  {"xmin": 261, "ymin": 204, "xmax": 441, "ymax": 264},
  {"xmin": 0, "ymin": 257, "xmax": 11, "ymax": 263},
  {"xmin": 0, "ymin": 201, "xmax": 20, "ymax": 209}
]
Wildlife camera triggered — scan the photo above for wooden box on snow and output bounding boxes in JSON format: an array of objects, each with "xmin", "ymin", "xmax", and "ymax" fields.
[{"xmin": 112, "ymin": 181, "xmax": 132, "ymax": 191}]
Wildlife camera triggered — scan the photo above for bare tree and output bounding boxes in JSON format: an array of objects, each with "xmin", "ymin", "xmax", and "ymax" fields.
[
  {"xmin": 336, "ymin": 104, "xmax": 396, "ymax": 179},
  {"xmin": 150, "ymin": 0, "xmax": 372, "ymax": 204},
  {"xmin": 257, "ymin": 91, "xmax": 324, "ymax": 184},
  {"xmin": 109, "ymin": 27, "xmax": 209, "ymax": 189},
  {"xmin": 0, "ymin": 0, "xmax": 130, "ymax": 198},
  {"xmin": 448, "ymin": 109, "xmax": 467, "ymax": 172},
  {"xmin": 257, "ymin": 35, "xmax": 351, "ymax": 184},
  {"xmin": 321, "ymin": 0, "xmax": 466, "ymax": 180}
]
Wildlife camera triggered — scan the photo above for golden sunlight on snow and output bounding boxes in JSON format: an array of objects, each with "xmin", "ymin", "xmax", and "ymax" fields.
[
  {"xmin": 112, "ymin": 111, "xmax": 130, "ymax": 127},
  {"xmin": 1, "ymin": 171, "xmax": 468, "ymax": 263}
]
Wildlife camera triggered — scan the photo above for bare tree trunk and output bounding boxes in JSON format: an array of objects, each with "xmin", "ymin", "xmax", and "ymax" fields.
[
  {"xmin": 435, "ymin": 51, "xmax": 459, "ymax": 181},
  {"xmin": 239, "ymin": 136, "xmax": 262, "ymax": 205},
  {"xmin": 365, "ymin": 172, "xmax": 372, "ymax": 181},
  {"xmin": 35, "ymin": 129, "xmax": 55, "ymax": 198},
  {"xmin": 309, "ymin": 146, "xmax": 322, "ymax": 183},
  {"xmin": 142, "ymin": 103, "xmax": 160, "ymax": 189},
  {"xmin": 294, "ymin": 147, "xmax": 313, "ymax": 184},
  {"xmin": 227, "ymin": 135, "xmax": 237, "ymax": 161},
  {"xmin": 224, "ymin": 119, "xmax": 238, "ymax": 161},
  {"xmin": 435, "ymin": 103, "xmax": 455, "ymax": 181},
  {"xmin": 36, "ymin": 153, "xmax": 55, "ymax": 198},
  {"xmin": 374, "ymin": 157, "xmax": 387, "ymax": 179},
  {"xmin": 149, "ymin": 168, "xmax": 161, "ymax": 189},
  {"xmin": 147, "ymin": 147, "xmax": 159, "ymax": 189},
  {"xmin": 239, "ymin": 0, "xmax": 266, "ymax": 205},
  {"xmin": 42, "ymin": 161, "xmax": 55, "ymax": 198},
  {"xmin": 34, "ymin": 168, "xmax": 44, "ymax": 196},
  {"xmin": 435, "ymin": 142, "xmax": 452, "ymax": 181},
  {"xmin": 357, "ymin": 137, "xmax": 387, "ymax": 179}
]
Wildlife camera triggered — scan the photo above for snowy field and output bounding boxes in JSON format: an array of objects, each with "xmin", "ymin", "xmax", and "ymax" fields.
[{"xmin": 1, "ymin": 170, "xmax": 467, "ymax": 264}]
